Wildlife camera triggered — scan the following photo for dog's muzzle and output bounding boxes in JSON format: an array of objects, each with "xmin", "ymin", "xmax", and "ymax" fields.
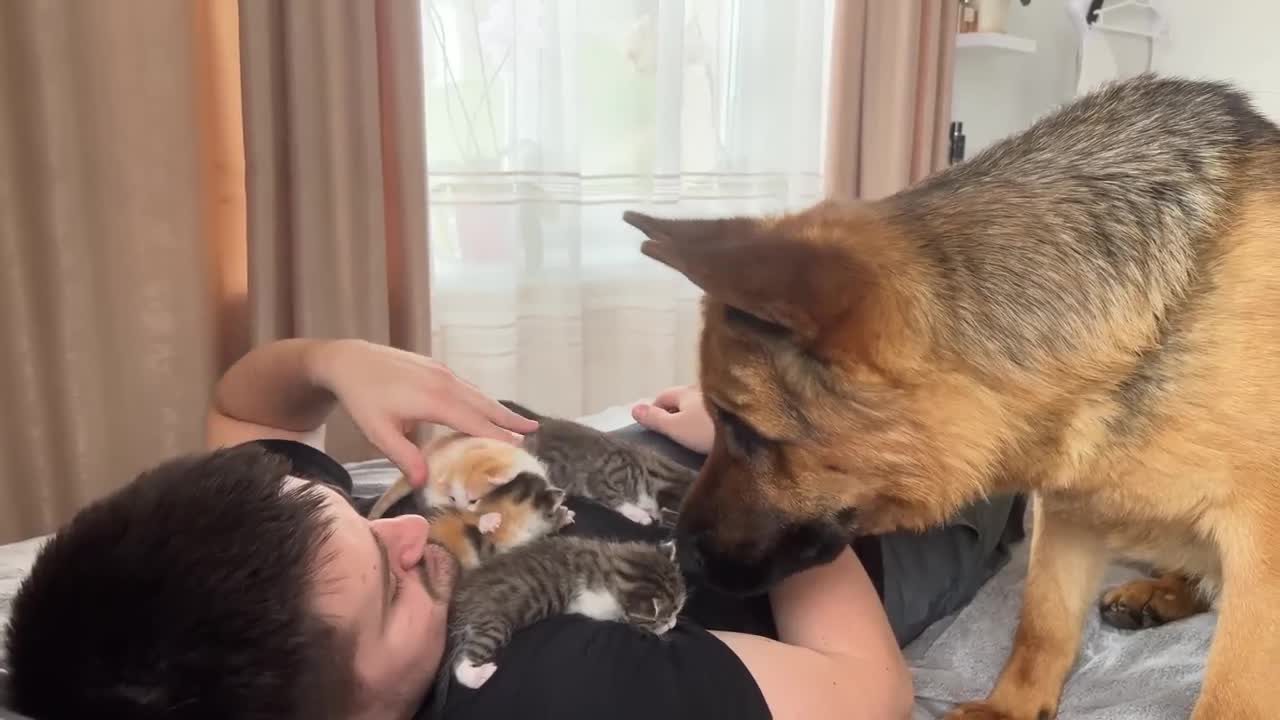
[{"xmin": 674, "ymin": 511, "xmax": 856, "ymax": 596}]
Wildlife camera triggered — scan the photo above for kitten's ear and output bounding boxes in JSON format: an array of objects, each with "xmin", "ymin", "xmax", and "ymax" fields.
[
  {"xmin": 547, "ymin": 487, "xmax": 566, "ymax": 507},
  {"xmin": 658, "ymin": 539, "xmax": 678, "ymax": 562}
]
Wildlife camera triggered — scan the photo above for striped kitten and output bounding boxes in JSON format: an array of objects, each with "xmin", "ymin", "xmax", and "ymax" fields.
[
  {"xmin": 500, "ymin": 401, "xmax": 697, "ymax": 526},
  {"xmin": 431, "ymin": 536, "xmax": 685, "ymax": 709},
  {"xmin": 424, "ymin": 471, "xmax": 576, "ymax": 569}
]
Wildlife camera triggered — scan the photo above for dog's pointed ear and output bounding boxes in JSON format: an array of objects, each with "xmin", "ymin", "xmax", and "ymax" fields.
[
  {"xmin": 622, "ymin": 211, "xmax": 755, "ymax": 277},
  {"xmin": 623, "ymin": 210, "xmax": 868, "ymax": 343}
]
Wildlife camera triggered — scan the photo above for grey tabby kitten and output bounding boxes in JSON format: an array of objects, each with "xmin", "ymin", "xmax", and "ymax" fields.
[
  {"xmin": 430, "ymin": 536, "xmax": 686, "ymax": 712},
  {"xmin": 500, "ymin": 400, "xmax": 697, "ymax": 526}
]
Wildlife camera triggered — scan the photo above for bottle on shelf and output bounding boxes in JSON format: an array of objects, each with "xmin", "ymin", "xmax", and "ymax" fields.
[
  {"xmin": 949, "ymin": 121, "xmax": 966, "ymax": 164},
  {"xmin": 958, "ymin": 0, "xmax": 979, "ymax": 33}
]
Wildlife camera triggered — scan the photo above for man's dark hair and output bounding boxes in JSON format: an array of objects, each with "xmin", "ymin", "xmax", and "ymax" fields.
[{"xmin": 3, "ymin": 444, "xmax": 357, "ymax": 719}]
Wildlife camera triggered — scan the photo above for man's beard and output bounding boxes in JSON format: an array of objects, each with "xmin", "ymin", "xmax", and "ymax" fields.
[{"xmin": 415, "ymin": 541, "xmax": 461, "ymax": 601}]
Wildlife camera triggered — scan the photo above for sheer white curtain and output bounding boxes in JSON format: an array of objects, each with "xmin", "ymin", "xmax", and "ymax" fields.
[{"xmin": 422, "ymin": 0, "xmax": 832, "ymax": 418}]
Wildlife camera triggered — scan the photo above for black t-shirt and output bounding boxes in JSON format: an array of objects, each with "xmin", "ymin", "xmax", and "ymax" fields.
[{"xmin": 247, "ymin": 439, "xmax": 773, "ymax": 720}]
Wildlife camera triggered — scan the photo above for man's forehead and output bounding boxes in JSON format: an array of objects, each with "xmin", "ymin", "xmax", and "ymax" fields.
[{"xmin": 282, "ymin": 474, "xmax": 360, "ymax": 508}]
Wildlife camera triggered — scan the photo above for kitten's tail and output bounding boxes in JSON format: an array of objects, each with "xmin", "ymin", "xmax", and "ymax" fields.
[
  {"xmin": 499, "ymin": 399, "xmax": 544, "ymax": 423},
  {"xmin": 366, "ymin": 475, "xmax": 415, "ymax": 520}
]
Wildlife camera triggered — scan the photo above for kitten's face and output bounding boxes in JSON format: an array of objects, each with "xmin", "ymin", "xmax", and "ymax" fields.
[
  {"xmin": 620, "ymin": 541, "xmax": 686, "ymax": 635},
  {"xmin": 427, "ymin": 437, "xmax": 549, "ymax": 511},
  {"xmin": 475, "ymin": 472, "xmax": 572, "ymax": 551}
]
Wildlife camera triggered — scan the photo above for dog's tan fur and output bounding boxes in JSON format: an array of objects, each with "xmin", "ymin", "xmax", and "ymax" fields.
[{"xmin": 626, "ymin": 75, "xmax": 1280, "ymax": 719}]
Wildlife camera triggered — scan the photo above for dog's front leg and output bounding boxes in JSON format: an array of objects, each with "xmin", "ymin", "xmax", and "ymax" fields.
[
  {"xmin": 1190, "ymin": 525, "xmax": 1280, "ymax": 719},
  {"xmin": 946, "ymin": 497, "xmax": 1107, "ymax": 720}
]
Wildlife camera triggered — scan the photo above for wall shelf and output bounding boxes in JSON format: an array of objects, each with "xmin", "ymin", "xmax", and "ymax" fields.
[{"xmin": 956, "ymin": 32, "xmax": 1036, "ymax": 54}]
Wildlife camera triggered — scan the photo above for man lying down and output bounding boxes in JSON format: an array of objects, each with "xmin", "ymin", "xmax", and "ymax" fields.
[{"xmin": 1, "ymin": 339, "xmax": 1024, "ymax": 720}]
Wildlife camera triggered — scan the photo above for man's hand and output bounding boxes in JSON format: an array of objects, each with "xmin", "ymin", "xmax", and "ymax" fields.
[
  {"xmin": 309, "ymin": 339, "xmax": 538, "ymax": 487},
  {"xmin": 630, "ymin": 384, "xmax": 714, "ymax": 454}
]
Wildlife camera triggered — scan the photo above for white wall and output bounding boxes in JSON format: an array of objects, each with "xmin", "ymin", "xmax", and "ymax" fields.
[
  {"xmin": 949, "ymin": 0, "xmax": 1280, "ymax": 160},
  {"xmin": 1152, "ymin": 0, "xmax": 1280, "ymax": 122},
  {"xmin": 950, "ymin": 1, "xmax": 1080, "ymax": 157}
]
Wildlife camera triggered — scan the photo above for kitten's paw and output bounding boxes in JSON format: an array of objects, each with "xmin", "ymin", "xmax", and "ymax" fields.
[
  {"xmin": 454, "ymin": 659, "xmax": 498, "ymax": 689},
  {"xmin": 477, "ymin": 512, "xmax": 503, "ymax": 534},
  {"xmin": 558, "ymin": 508, "xmax": 576, "ymax": 526},
  {"xmin": 618, "ymin": 502, "xmax": 654, "ymax": 526}
]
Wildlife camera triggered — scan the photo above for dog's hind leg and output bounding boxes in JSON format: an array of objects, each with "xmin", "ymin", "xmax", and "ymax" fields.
[
  {"xmin": 1190, "ymin": 523, "xmax": 1280, "ymax": 720},
  {"xmin": 946, "ymin": 498, "xmax": 1107, "ymax": 720},
  {"xmin": 1098, "ymin": 572, "xmax": 1211, "ymax": 630}
]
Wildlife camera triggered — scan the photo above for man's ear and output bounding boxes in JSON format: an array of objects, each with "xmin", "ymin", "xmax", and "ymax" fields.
[{"xmin": 622, "ymin": 210, "xmax": 870, "ymax": 343}]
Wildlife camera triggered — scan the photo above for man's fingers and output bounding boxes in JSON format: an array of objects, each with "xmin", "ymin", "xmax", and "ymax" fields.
[
  {"xmin": 651, "ymin": 386, "xmax": 686, "ymax": 411},
  {"xmin": 478, "ymin": 396, "xmax": 538, "ymax": 434},
  {"xmin": 438, "ymin": 373, "xmax": 538, "ymax": 437},
  {"xmin": 631, "ymin": 403, "xmax": 677, "ymax": 436},
  {"xmin": 372, "ymin": 422, "xmax": 429, "ymax": 488},
  {"xmin": 432, "ymin": 401, "xmax": 526, "ymax": 445}
]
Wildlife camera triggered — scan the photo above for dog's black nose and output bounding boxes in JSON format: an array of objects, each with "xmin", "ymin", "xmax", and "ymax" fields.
[{"xmin": 673, "ymin": 528, "xmax": 707, "ymax": 578}]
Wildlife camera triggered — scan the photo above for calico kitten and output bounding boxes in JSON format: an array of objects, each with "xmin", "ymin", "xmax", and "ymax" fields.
[
  {"xmin": 430, "ymin": 536, "xmax": 686, "ymax": 713},
  {"xmin": 424, "ymin": 471, "xmax": 575, "ymax": 569},
  {"xmin": 500, "ymin": 400, "xmax": 697, "ymax": 526},
  {"xmin": 366, "ymin": 431, "xmax": 549, "ymax": 520}
]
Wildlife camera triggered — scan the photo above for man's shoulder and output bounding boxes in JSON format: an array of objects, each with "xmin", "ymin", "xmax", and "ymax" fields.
[
  {"xmin": 235, "ymin": 438, "xmax": 355, "ymax": 496},
  {"xmin": 425, "ymin": 615, "xmax": 771, "ymax": 720}
]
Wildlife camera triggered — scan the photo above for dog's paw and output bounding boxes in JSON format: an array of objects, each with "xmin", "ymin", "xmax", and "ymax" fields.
[
  {"xmin": 1099, "ymin": 574, "xmax": 1208, "ymax": 631},
  {"xmin": 477, "ymin": 512, "xmax": 503, "ymax": 534},
  {"xmin": 945, "ymin": 702, "xmax": 1048, "ymax": 720},
  {"xmin": 454, "ymin": 659, "xmax": 498, "ymax": 689},
  {"xmin": 618, "ymin": 502, "xmax": 654, "ymax": 526}
]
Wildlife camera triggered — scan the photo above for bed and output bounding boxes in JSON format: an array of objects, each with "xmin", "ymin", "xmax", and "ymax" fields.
[{"xmin": 0, "ymin": 403, "xmax": 1211, "ymax": 718}]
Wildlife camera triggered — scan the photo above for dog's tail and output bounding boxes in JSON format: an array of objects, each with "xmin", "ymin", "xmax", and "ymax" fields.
[{"xmin": 365, "ymin": 475, "xmax": 415, "ymax": 520}]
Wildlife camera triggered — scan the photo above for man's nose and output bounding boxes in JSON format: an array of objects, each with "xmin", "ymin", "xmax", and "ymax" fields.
[{"xmin": 371, "ymin": 514, "xmax": 430, "ymax": 567}]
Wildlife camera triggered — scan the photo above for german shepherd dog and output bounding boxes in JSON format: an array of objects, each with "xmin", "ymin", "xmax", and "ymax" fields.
[{"xmin": 623, "ymin": 75, "xmax": 1280, "ymax": 719}]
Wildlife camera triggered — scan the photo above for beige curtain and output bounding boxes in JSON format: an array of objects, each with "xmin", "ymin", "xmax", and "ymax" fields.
[
  {"xmin": 825, "ymin": 0, "xmax": 958, "ymax": 200},
  {"xmin": 0, "ymin": 0, "xmax": 429, "ymax": 544},
  {"xmin": 237, "ymin": 0, "xmax": 431, "ymax": 462},
  {"xmin": 0, "ymin": 1, "xmax": 221, "ymax": 544}
]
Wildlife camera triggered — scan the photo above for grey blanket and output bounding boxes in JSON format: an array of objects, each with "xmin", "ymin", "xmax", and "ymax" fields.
[
  {"xmin": 0, "ymin": 536, "xmax": 45, "ymax": 667},
  {"xmin": 905, "ymin": 541, "xmax": 1211, "ymax": 719}
]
